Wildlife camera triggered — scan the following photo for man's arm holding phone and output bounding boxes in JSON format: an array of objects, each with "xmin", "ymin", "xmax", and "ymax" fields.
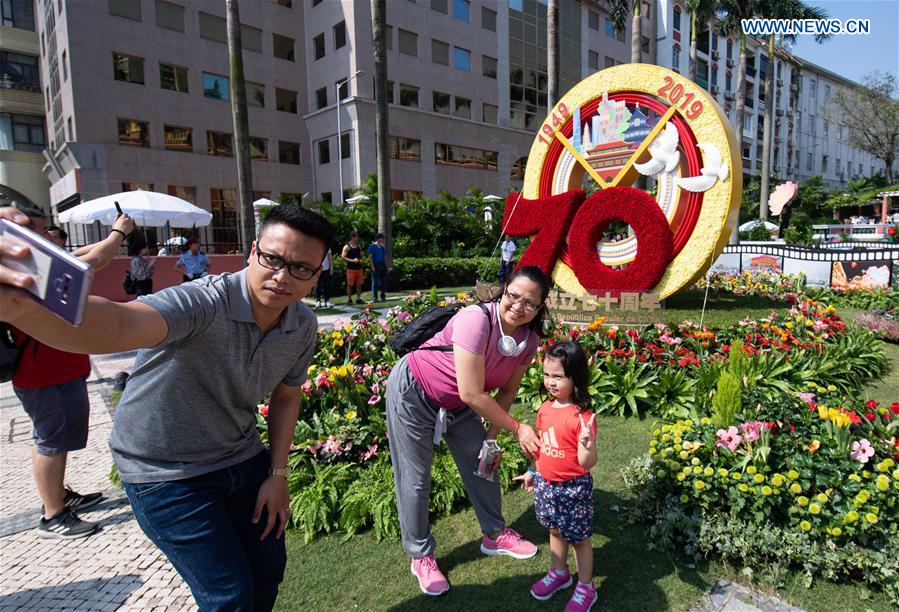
[{"xmin": 71, "ymin": 214, "xmax": 134, "ymax": 271}]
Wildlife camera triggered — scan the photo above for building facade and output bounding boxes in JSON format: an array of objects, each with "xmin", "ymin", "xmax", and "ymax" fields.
[{"xmin": 0, "ymin": 0, "xmax": 47, "ymax": 212}]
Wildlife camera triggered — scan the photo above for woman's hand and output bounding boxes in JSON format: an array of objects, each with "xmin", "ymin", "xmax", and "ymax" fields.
[
  {"xmin": 512, "ymin": 470, "xmax": 534, "ymax": 491},
  {"xmin": 112, "ymin": 213, "xmax": 135, "ymax": 236},
  {"xmin": 515, "ymin": 422, "xmax": 540, "ymax": 457}
]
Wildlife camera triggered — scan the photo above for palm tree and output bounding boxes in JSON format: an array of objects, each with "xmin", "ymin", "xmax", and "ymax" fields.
[
  {"xmin": 756, "ymin": 0, "xmax": 829, "ymax": 220},
  {"xmin": 371, "ymin": 0, "xmax": 392, "ymax": 265},
  {"xmin": 225, "ymin": 0, "xmax": 255, "ymax": 254},
  {"xmin": 684, "ymin": 0, "xmax": 718, "ymax": 83},
  {"xmin": 547, "ymin": 0, "xmax": 559, "ymax": 108},
  {"xmin": 607, "ymin": 1, "xmax": 642, "ymax": 64}
]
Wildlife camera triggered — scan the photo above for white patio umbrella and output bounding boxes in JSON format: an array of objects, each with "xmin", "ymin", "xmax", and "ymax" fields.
[
  {"xmin": 738, "ymin": 220, "xmax": 779, "ymax": 232},
  {"xmin": 164, "ymin": 235, "xmax": 188, "ymax": 246},
  {"xmin": 58, "ymin": 190, "xmax": 212, "ymax": 228}
]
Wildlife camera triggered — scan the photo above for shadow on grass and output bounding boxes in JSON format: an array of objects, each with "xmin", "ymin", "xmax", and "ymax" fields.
[
  {"xmin": 388, "ymin": 489, "xmax": 710, "ymax": 612},
  {"xmin": 666, "ymin": 292, "xmax": 789, "ymax": 312}
]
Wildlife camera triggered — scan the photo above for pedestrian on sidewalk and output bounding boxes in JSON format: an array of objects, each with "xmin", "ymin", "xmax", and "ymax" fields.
[
  {"xmin": 3, "ymin": 203, "xmax": 134, "ymax": 540},
  {"xmin": 0, "ymin": 203, "xmax": 332, "ymax": 611},
  {"xmin": 128, "ymin": 238, "xmax": 156, "ymax": 296},
  {"xmin": 341, "ymin": 230, "xmax": 365, "ymax": 304},
  {"xmin": 368, "ymin": 233, "xmax": 388, "ymax": 302},
  {"xmin": 314, "ymin": 248, "xmax": 333, "ymax": 308},
  {"xmin": 499, "ymin": 235, "xmax": 516, "ymax": 285}
]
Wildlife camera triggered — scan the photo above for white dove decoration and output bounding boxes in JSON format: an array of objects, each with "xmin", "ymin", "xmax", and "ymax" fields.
[
  {"xmin": 675, "ymin": 143, "xmax": 729, "ymax": 192},
  {"xmin": 634, "ymin": 123, "xmax": 681, "ymax": 176}
]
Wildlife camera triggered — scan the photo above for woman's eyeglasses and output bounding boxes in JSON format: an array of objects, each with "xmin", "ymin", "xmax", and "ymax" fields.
[
  {"xmin": 256, "ymin": 248, "xmax": 321, "ymax": 281},
  {"xmin": 503, "ymin": 289, "xmax": 541, "ymax": 313}
]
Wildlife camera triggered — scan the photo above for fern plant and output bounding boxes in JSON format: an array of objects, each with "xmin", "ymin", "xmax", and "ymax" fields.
[
  {"xmin": 289, "ymin": 461, "xmax": 358, "ymax": 544},
  {"xmin": 339, "ymin": 455, "xmax": 399, "ymax": 540}
]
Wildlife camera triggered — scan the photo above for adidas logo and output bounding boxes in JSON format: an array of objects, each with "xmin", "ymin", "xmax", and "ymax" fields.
[{"xmin": 540, "ymin": 426, "xmax": 566, "ymax": 459}]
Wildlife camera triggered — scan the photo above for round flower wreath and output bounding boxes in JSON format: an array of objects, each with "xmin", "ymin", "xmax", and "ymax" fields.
[{"xmin": 567, "ymin": 186, "xmax": 674, "ymax": 298}]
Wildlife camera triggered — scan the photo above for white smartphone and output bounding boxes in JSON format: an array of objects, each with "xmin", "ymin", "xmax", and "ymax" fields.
[{"xmin": 0, "ymin": 219, "xmax": 93, "ymax": 326}]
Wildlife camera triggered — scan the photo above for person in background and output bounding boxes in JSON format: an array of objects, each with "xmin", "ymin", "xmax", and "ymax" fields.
[
  {"xmin": 499, "ymin": 235, "xmax": 516, "ymax": 285},
  {"xmin": 4, "ymin": 204, "xmax": 135, "ymax": 540},
  {"xmin": 341, "ymin": 231, "xmax": 365, "ymax": 305},
  {"xmin": 368, "ymin": 233, "xmax": 388, "ymax": 302},
  {"xmin": 128, "ymin": 238, "xmax": 156, "ymax": 296},
  {"xmin": 175, "ymin": 236, "xmax": 211, "ymax": 283},
  {"xmin": 314, "ymin": 248, "xmax": 333, "ymax": 309}
]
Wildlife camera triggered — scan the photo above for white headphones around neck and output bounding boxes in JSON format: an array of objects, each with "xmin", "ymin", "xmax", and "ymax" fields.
[{"xmin": 496, "ymin": 305, "xmax": 528, "ymax": 357}]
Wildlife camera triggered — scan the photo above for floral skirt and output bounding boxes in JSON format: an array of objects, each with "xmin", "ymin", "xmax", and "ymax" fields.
[{"xmin": 534, "ymin": 472, "xmax": 593, "ymax": 544}]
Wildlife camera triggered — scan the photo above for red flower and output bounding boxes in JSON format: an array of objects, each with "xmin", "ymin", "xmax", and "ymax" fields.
[
  {"xmin": 891, "ymin": 403, "xmax": 899, "ymax": 415},
  {"xmin": 865, "ymin": 412, "xmax": 876, "ymax": 421},
  {"xmin": 627, "ymin": 329, "xmax": 639, "ymax": 339},
  {"xmin": 888, "ymin": 226, "xmax": 897, "ymax": 236},
  {"xmin": 866, "ymin": 399, "xmax": 878, "ymax": 409}
]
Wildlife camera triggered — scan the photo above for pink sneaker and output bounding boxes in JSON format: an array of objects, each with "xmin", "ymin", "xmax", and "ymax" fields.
[
  {"xmin": 564, "ymin": 581, "xmax": 598, "ymax": 612},
  {"xmin": 410, "ymin": 554, "xmax": 449, "ymax": 596},
  {"xmin": 530, "ymin": 567, "xmax": 573, "ymax": 600},
  {"xmin": 480, "ymin": 528, "xmax": 538, "ymax": 559}
]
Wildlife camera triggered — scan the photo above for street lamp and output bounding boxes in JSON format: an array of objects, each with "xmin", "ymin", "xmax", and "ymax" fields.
[{"xmin": 336, "ymin": 70, "xmax": 365, "ymax": 205}]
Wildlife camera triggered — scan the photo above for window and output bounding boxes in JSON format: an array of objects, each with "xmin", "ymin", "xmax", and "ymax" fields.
[
  {"xmin": 432, "ymin": 39, "xmax": 449, "ymax": 65},
  {"xmin": 122, "ymin": 182, "xmax": 153, "ymax": 192},
  {"xmin": 61, "ymin": 50, "xmax": 68, "ymax": 82},
  {"xmin": 168, "ymin": 185, "xmax": 196, "ymax": 204},
  {"xmin": 0, "ymin": 51, "xmax": 39, "ymax": 89},
  {"xmin": 164, "ymin": 125, "xmax": 192, "ymax": 152},
  {"xmin": 334, "ymin": 21, "xmax": 346, "ymax": 49},
  {"xmin": 511, "ymin": 157, "xmax": 527, "ymax": 181},
  {"xmin": 725, "ymin": 73, "xmax": 731, "ymax": 91},
  {"xmin": 398, "ymin": 29, "xmax": 417, "ymax": 56},
  {"xmin": 318, "ymin": 139, "xmax": 330, "ymax": 164},
  {"xmin": 155, "ymin": 0, "xmax": 184, "ymax": 32},
  {"xmin": 672, "ymin": 47, "xmax": 680, "ymax": 71},
  {"xmin": 605, "ymin": 56, "xmax": 616, "ymax": 69},
  {"xmin": 67, "ymin": 116, "xmax": 73, "ymax": 141},
  {"xmin": 336, "ymin": 79, "xmax": 348, "ymax": 100},
  {"xmin": 482, "ymin": 55, "xmax": 497, "ymax": 78},
  {"xmin": 113, "ymin": 53, "xmax": 145, "ymax": 85},
  {"xmin": 203, "ymin": 72, "xmax": 229, "ymax": 100},
  {"xmin": 641, "ymin": 36, "xmax": 649, "ymax": 54},
  {"xmin": 340, "ymin": 132, "xmax": 350, "ymax": 159},
  {"xmin": 241, "ymin": 24, "xmax": 262, "ymax": 53},
  {"xmin": 673, "ymin": 5, "xmax": 681, "ymax": 30},
  {"xmin": 210, "ymin": 188, "xmax": 238, "ymax": 251},
  {"xmin": 276, "ymin": 88, "xmax": 297, "ymax": 113},
  {"xmin": 399, "ymin": 84, "xmax": 418, "ymax": 107},
  {"xmin": 452, "ymin": 0, "xmax": 469, "ymax": 22},
  {"xmin": 315, "ymin": 87, "xmax": 328, "ymax": 110},
  {"xmin": 386, "ymin": 80, "xmax": 395, "ymax": 104},
  {"xmin": 481, "ymin": 6, "xmax": 496, "ymax": 31},
  {"xmin": 313, "ymin": 33, "xmax": 326, "ymax": 60},
  {"xmin": 207, "ymin": 130, "xmax": 233, "ymax": 156},
  {"xmin": 386, "ymin": 25, "xmax": 393, "ymax": 50},
  {"xmin": 822, "ymin": 155, "xmax": 828, "ymax": 173},
  {"xmin": 588, "ymin": 50, "xmax": 599, "ymax": 70},
  {"xmin": 246, "ymin": 81, "xmax": 265, "ymax": 108},
  {"xmin": 160, "ymin": 62, "xmax": 188, "ymax": 93},
  {"xmin": 806, "ymin": 152, "xmax": 812, "ymax": 171},
  {"xmin": 109, "ymin": 0, "xmax": 140, "ymax": 22},
  {"xmin": 431, "ymin": 0, "xmax": 447, "ymax": 14},
  {"xmin": 454, "ymin": 97, "xmax": 471, "ymax": 119},
  {"xmin": 249, "ymin": 137, "xmax": 267, "ymax": 160},
  {"xmin": 727, "ymin": 39, "xmax": 733, "ymax": 59},
  {"xmin": 588, "ymin": 10, "xmax": 599, "ymax": 31},
  {"xmin": 453, "ymin": 47, "xmax": 470, "ymax": 71},
  {"xmin": 435, "ymin": 143, "xmax": 497, "ymax": 171},
  {"xmin": 2, "ymin": 113, "xmax": 45, "ymax": 151},
  {"xmin": 278, "ymin": 0, "xmax": 292, "ymax": 6},
  {"xmin": 483, "ymin": 103, "xmax": 497, "ymax": 124},
  {"xmin": 278, "ymin": 141, "xmax": 300, "ymax": 164},
  {"xmin": 321, "ymin": 192, "xmax": 333, "ymax": 204},
  {"xmin": 433, "ymin": 91, "xmax": 450, "ymax": 114},
  {"xmin": 117, "ymin": 118, "xmax": 149, "ymax": 147},
  {"xmin": 198, "ymin": 12, "xmax": 226, "ymax": 43},
  {"xmin": 388, "ymin": 136, "xmax": 421, "ymax": 161},
  {"xmin": 604, "ymin": 18, "xmax": 624, "ymax": 42},
  {"xmin": 823, "ymin": 120, "xmax": 829, "ymax": 138},
  {"xmin": 273, "ymin": 33, "xmax": 295, "ymax": 61}
]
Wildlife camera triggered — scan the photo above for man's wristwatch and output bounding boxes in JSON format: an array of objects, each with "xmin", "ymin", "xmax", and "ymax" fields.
[{"xmin": 270, "ymin": 466, "xmax": 290, "ymax": 479}]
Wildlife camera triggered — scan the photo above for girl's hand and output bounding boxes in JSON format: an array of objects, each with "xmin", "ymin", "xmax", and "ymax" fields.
[
  {"xmin": 578, "ymin": 414, "xmax": 597, "ymax": 450},
  {"xmin": 512, "ymin": 471, "xmax": 534, "ymax": 491}
]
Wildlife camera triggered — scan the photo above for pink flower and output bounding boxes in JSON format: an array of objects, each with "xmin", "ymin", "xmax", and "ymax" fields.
[
  {"xmin": 659, "ymin": 332, "xmax": 682, "ymax": 345},
  {"xmin": 314, "ymin": 372, "xmax": 330, "ymax": 388},
  {"xmin": 813, "ymin": 320, "xmax": 828, "ymax": 331},
  {"xmin": 323, "ymin": 435, "xmax": 343, "ymax": 455},
  {"xmin": 370, "ymin": 382, "xmax": 381, "ymax": 394},
  {"xmin": 368, "ymin": 395, "xmax": 381, "ymax": 405},
  {"xmin": 850, "ymin": 439, "xmax": 875, "ymax": 464},
  {"xmin": 795, "ymin": 392, "xmax": 815, "ymax": 407},
  {"xmin": 715, "ymin": 426, "xmax": 742, "ymax": 452},
  {"xmin": 361, "ymin": 443, "xmax": 378, "ymax": 461},
  {"xmin": 301, "ymin": 380, "xmax": 314, "ymax": 394},
  {"xmin": 397, "ymin": 310, "xmax": 412, "ymax": 323},
  {"xmin": 362, "ymin": 364, "xmax": 375, "ymax": 377},
  {"xmin": 740, "ymin": 421, "xmax": 771, "ymax": 443},
  {"xmin": 257, "ymin": 403, "xmax": 269, "ymax": 418}
]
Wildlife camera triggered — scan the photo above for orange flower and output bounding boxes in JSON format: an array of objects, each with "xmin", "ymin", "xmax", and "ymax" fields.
[{"xmin": 808, "ymin": 439, "xmax": 820, "ymax": 453}]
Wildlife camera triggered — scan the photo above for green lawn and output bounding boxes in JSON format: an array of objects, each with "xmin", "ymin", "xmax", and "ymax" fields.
[{"xmin": 275, "ymin": 290, "xmax": 896, "ymax": 611}]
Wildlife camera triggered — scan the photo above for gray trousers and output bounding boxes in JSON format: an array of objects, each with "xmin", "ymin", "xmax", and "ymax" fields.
[{"xmin": 386, "ymin": 357, "xmax": 505, "ymax": 558}]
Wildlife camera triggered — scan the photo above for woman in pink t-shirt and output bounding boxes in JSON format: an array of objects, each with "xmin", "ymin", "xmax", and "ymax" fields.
[{"xmin": 385, "ymin": 266, "xmax": 550, "ymax": 597}]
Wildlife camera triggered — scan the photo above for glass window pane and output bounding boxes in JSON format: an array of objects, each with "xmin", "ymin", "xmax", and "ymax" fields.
[{"xmin": 203, "ymin": 72, "xmax": 230, "ymax": 100}]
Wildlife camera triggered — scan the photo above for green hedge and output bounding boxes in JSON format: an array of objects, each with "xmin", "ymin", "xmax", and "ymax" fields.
[{"xmin": 326, "ymin": 257, "xmax": 500, "ymax": 295}]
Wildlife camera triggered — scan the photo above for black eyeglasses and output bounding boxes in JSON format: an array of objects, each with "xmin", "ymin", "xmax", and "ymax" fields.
[
  {"xmin": 503, "ymin": 289, "xmax": 541, "ymax": 313},
  {"xmin": 256, "ymin": 248, "xmax": 321, "ymax": 281}
]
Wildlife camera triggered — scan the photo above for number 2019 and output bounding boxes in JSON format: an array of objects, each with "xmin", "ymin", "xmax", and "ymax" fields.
[{"xmin": 657, "ymin": 77, "xmax": 704, "ymax": 119}]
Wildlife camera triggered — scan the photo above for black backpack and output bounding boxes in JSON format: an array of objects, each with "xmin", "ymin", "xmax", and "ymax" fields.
[
  {"xmin": 389, "ymin": 302, "xmax": 491, "ymax": 357},
  {"xmin": 0, "ymin": 324, "xmax": 27, "ymax": 383},
  {"xmin": 123, "ymin": 272, "xmax": 138, "ymax": 295}
]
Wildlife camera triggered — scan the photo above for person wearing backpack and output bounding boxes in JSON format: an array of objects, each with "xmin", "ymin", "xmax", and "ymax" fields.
[{"xmin": 385, "ymin": 266, "xmax": 550, "ymax": 597}]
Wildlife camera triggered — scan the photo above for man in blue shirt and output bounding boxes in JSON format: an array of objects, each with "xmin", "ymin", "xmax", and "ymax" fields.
[
  {"xmin": 175, "ymin": 237, "xmax": 211, "ymax": 282},
  {"xmin": 367, "ymin": 233, "xmax": 388, "ymax": 302}
]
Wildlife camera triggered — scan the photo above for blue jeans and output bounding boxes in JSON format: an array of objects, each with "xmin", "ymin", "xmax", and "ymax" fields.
[
  {"xmin": 124, "ymin": 451, "xmax": 286, "ymax": 612},
  {"xmin": 371, "ymin": 266, "xmax": 387, "ymax": 300}
]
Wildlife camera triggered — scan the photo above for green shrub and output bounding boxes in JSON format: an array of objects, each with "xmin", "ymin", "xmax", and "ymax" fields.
[
  {"xmin": 748, "ymin": 224, "xmax": 774, "ymax": 241},
  {"xmin": 327, "ymin": 257, "xmax": 500, "ymax": 295}
]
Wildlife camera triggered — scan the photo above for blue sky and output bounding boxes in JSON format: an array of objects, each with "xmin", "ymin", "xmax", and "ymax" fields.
[{"xmin": 788, "ymin": 0, "xmax": 899, "ymax": 86}]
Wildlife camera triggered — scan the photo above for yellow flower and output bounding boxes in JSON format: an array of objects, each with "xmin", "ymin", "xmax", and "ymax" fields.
[
  {"xmin": 747, "ymin": 466, "xmax": 757, "ymax": 475},
  {"xmin": 865, "ymin": 513, "xmax": 878, "ymax": 524},
  {"xmin": 848, "ymin": 474, "xmax": 862, "ymax": 482},
  {"xmin": 718, "ymin": 468, "xmax": 729, "ymax": 477},
  {"xmin": 856, "ymin": 490, "xmax": 871, "ymax": 504},
  {"xmin": 679, "ymin": 494, "xmax": 689, "ymax": 503},
  {"xmin": 893, "ymin": 469, "xmax": 899, "ymax": 481},
  {"xmin": 789, "ymin": 483, "xmax": 802, "ymax": 494},
  {"xmin": 693, "ymin": 466, "xmax": 702, "ymax": 475},
  {"xmin": 761, "ymin": 486, "xmax": 773, "ymax": 496},
  {"xmin": 677, "ymin": 472, "xmax": 686, "ymax": 481},
  {"xmin": 703, "ymin": 467, "xmax": 714, "ymax": 477},
  {"xmin": 337, "ymin": 365, "xmax": 348, "ymax": 378},
  {"xmin": 876, "ymin": 475, "xmax": 890, "ymax": 492},
  {"xmin": 691, "ymin": 457, "xmax": 701, "ymax": 466},
  {"xmin": 815, "ymin": 493, "xmax": 828, "ymax": 503},
  {"xmin": 771, "ymin": 474, "xmax": 785, "ymax": 487},
  {"xmin": 808, "ymin": 440, "xmax": 820, "ymax": 453},
  {"xmin": 457, "ymin": 292, "xmax": 468, "ymax": 299},
  {"xmin": 787, "ymin": 470, "xmax": 800, "ymax": 480},
  {"xmin": 738, "ymin": 484, "xmax": 749, "ymax": 492},
  {"xmin": 809, "ymin": 503, "xmax": 821, "ymax": 515},
  {"xmin": 800, "ymin": 520, "xmax": 811, "ymax": 532},
  {"xmin": 694, "ymin": 480, "xmax": 706, "ymax": 490},
  {"xmin": 797, "ymin": 496, "xmax": 809, "ymax": 506},
  {"xmin": 731, "ymin": 472, "xmax": 742, "ymax": 481},
  {"xmin": 345, "ymin": 410, "xmax": 357, "ymax": 420},
  {"xmin": 828, "ymin": 527, "xmax": 842, "ymax": 537},
  {"xmin": 346, "ymin": 364, "xmax": 355, "ymax": 374},
  {"xmin": 844, "ymin": 511, "xmax": 859, "ymax": 524},
  {"xmin": 678, "ymin": 451, "xmax": 689, "ymax": 460}
]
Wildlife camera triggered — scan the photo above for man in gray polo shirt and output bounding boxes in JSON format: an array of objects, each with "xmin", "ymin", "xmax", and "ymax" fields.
[{"xmin": 0, "ymin": 204, "xmax": 333, "ymax": 611}]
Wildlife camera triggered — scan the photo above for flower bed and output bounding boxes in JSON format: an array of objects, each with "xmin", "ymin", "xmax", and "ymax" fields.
[{"xmin": 857, "ymin": 307, "xmax": 899, "ymax": 343}]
